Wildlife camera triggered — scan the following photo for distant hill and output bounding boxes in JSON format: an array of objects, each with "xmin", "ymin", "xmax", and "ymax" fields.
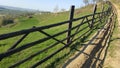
[
  {"xmin": 0, "ymin": 5, "xmax": 51, "ymax": 16},
  {"xmin": 0, "ymin": 5, "xmax": 39, "ymax": 16},
  {"xmin": 0, "ymin": 7, "xmax": 6, "ymax": 10},
  {"xmin": 0, "ymin": 5, "xmax": 36, "ymax": 12}
]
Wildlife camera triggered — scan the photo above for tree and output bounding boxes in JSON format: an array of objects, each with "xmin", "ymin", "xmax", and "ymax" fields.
[
  {"xmin": 61, "ymin": 8, "xmax": 66, "ymax": 12},
  {"xmin": 83, "ymin": 0, "xmax": 89, "ymax": 6},
  {"xmin": 92, "ymin": 0, "xmax": 96, "ymax": 4},
  {"xmin": 53, "ymin": 5, "xmax": 59, "ymax": 13},
  {"xmin": 96, "ymin": 0, "xmax": 104, "ymax": 3},
  {"xmin": 92, "ymin": 0, "xmax": 104, "ymax": 4}
]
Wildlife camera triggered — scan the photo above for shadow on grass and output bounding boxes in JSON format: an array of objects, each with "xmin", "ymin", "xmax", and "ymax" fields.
[
  {"xmin": 63, "ymin": 21, "xmax": 113, "ymax": 68},
  {"xmin": 45, "ymin": 41, "xmax": 82, "ymax": 68},
  {"xmin": 45, "ymin": 21, "xmax": 108, "ymax": 68},
  {"xmin": 46, "ymin": 10, "xmax": 117, "ymax": 68},
  {"xmin": 45, "ymin": 28, "xmax": 94, "ymax": 68},
  {"xmin": 0, "ymin": 44, "xmax": 7, "ymax": 47},
  {"xmin": 110, "ymin": 38, "xmax": 120, "ymax": 42},
  {"xmin": 81, "ymin": 22, "xmax": 114, "ymax": 68}
]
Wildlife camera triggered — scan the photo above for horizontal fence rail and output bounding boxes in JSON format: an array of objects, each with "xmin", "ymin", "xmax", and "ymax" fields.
[{"xmin": 0, "ymin": 1, "xmax": 116, "ymax": 68}]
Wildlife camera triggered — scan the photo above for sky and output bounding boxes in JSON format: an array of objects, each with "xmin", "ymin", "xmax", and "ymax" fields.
[{"xmin": 0, "ymin": 0, "xmax": 85, "ymax": 12}]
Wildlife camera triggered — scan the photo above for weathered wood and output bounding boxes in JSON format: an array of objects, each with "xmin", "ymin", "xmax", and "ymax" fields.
[
  {"xmin": 67, "ymin": 5, "xmax": 75, "ymax": 44},
  {"xmin": 91, "ymin": 4, "xmax": 97, "ymax": 28}
]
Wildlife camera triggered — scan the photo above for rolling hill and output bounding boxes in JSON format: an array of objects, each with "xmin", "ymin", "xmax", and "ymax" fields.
[{"xmin": 0, "ymin": 2, "xmax": 107, "ymax": 68}]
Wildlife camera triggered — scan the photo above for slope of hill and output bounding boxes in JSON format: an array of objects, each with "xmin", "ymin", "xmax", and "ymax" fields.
[
  {"xmin": 0, "ymin": 4, "xmax": 97, "ymax": 34},
  {"xmin": 0, "ymin": 7, "xmax": 6, "ymax": 10},
  {"xmin": 0, "ymin": 3, "xmax": 107, "ymax": 68}
]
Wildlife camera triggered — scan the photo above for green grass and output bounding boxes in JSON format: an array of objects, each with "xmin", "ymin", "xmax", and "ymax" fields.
[{"xmin": 0, "ymin": 3, "xmax": 110, "ymax": 68}]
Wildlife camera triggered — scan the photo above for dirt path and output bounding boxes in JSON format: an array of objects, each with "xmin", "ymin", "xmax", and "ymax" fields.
[
  {"xmin": 62, "ymin": 3, "xmax": 118, "ymax": 68},
  {"xmin": 104, "ymin": 4, "xmax": 120, "ymax": 68},
  {"xmin": 62, "ymin": 29, "xmax": 105, "ymax": 68},
  {"xmin": 62, "ymin": 15, "xmax": 113, "ymax": 68}
]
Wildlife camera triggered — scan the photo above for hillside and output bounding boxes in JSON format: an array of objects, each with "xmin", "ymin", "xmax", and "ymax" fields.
[
  {"xmin": 0, "ymin": 3, "xmax": 108, "ymax": 68},
  {"xmin": 0, "ymin": 5, "xmax": 36, "ymax": 15},
  {"xmin": 0, "ymin": 4, "xmax": 102, "ymax": 34}
]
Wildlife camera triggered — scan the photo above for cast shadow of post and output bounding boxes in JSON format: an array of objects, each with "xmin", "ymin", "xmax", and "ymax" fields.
[
  {"xmin": 63, "ymin": 23, "xmax": 112, "ymax": 68},
  {"xmin": 62, "ymin": 28, "xmax": 104, "ymax": 67}
]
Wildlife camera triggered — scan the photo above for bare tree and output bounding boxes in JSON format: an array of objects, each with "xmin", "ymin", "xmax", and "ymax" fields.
[
  {"xmin": 61, "ymin": 8, "xmax": 66, "ymax": 12},
  {"xmin": 92, "ymin": 0, "xmax": 96, "ymax": 4},
  {"xmin": 83, "ymin": 0, "xmax": 89, "ymax": 6},
  {"xmin": 96, "ymin": 0, "xmax": 104, "ymax": 3},
  {"xmin": 92, "ymin": 0, "xmax": 104, "ymax": 4},
  {"xmin": 53, "ymin": 5, "xmax": 59, "ymax": 13}
]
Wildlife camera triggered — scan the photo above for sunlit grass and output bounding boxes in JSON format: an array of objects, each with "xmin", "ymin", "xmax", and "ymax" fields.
[{"xmin": 0, "ymin": 3, "xmax": 109, "ymax": 68}]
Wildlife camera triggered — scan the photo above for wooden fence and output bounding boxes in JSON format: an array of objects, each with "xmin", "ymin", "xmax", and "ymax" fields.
[{"xmin": 0, "ymin": 1, "xmax": 116, "ymax": 68}]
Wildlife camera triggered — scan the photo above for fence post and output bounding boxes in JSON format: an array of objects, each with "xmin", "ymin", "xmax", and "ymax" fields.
[
  {"xmin": 91, "ymin": 4, "xmax": 97, "ymax": 28},
  {"xmin": 67, "ymin": 5, "xmax": 75, "ymax": 44}
]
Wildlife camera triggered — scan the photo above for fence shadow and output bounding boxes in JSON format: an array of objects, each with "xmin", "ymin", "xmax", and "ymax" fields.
[
  {"xmin": 62, "ymin": 28, "xmax": 103, "ymax": 67},
  {"xmin": 110, "ymin": 38, "xmax": 120, "ymax": 42},
  {"xmin": 62, "ymin": 23, "xmax": 111, "ymax": 68},
  {"xmin": 0, "ymin": 44, "xmax": 7, "ymax": 47},
  {"xmin": 81, "ymin": 33, "xmax": 110, "ymax": 68},
  {"xmin": 45, "ymin": 27, "xmax": 94, "ymax": 68}
]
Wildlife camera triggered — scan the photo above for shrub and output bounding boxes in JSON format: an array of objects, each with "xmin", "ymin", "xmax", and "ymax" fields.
[
  {"xmin": 2, "ymin": 19, "xmax": 14, "ymax": 26},
  {"xmin": 0, "ymin": 15, "xmax": 15, "ymax": 27},
  {"xmin": 0, "ymin": 16, "xmax": 4, "ymax": 27}
]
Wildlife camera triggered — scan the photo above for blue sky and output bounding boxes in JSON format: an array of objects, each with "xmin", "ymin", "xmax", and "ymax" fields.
[{"xmin": 0, "ymin": 0, "xmax": 85, "ymax": 11}]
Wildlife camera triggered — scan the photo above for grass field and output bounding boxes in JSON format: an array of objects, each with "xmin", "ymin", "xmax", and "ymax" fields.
[{"xmin": 0, "ymin": 3, "xmax": 109, "ymax": 68}]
